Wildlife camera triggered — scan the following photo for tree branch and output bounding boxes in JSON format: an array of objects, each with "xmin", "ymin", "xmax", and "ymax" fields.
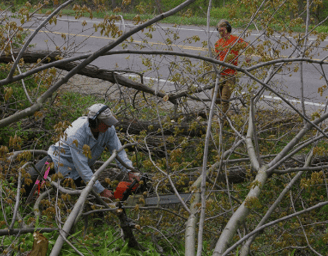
[
  {"xmin": 7, "ymin": 0, "xmax": 74, "ymax": 79},
  {"xmin": 49, "ymin": 149, "xmax": 119, "ymax": 256},
  {"xmin": 222, "ymin": 199, "xmax": 328, "ymax": 256}
]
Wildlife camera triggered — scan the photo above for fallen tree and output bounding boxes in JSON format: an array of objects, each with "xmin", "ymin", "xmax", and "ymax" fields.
[{"xmin": 2, "ymin": 0, "xmax": 328, "ymax": 255}]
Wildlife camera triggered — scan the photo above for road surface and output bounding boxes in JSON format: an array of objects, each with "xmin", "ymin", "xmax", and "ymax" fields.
[{"xmin": 18, "ymin": 14, "xmax": 328, "ymax": 113}]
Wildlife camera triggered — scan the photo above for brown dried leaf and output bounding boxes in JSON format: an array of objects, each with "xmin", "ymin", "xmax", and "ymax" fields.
[{"xmin": 27, "ymin": 232, "xmax": 48, "ymax": 256}]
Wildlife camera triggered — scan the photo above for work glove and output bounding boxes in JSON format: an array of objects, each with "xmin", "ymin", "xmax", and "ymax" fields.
[
  {"xmin": 128, "ymin": 172, "xmax": 140, "ymax": 182},
  {"xmin": 100, "ymin": 189, "xmax": 115, "ymax": 199}
]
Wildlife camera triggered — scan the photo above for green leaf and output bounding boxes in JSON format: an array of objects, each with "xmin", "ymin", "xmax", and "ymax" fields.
[{"xmin": 289, "ymin": 249, "xmax": 296, "ymax": 256}]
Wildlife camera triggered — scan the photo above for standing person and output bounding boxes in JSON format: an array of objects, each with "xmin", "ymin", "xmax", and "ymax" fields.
[
  {"xmin": 26, "ymin": 103, "xmax": 139, "ymax": 199},
  {"xmin": 214, "ymin": 19, "xmax": 250, "ymax": 115}
]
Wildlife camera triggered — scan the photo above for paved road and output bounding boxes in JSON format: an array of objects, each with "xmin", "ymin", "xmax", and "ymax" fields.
[{"xmin": 21, "ymin": 14, "xmax": 328, "ymax": 113}]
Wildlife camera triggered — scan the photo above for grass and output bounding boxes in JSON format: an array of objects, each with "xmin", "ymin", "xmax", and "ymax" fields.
[
  {"xmin": 2, "ymin": 2, "xmax": 328, "ymax": 33},
  {"xmin": 314, "ymin": 26, "xmax": 328, "ymax": 33},
  {"xmin": 1, "ymin": 217, "xmax": 165, "ymax": 255},
  {"xmin": 28, "ymin": 7, "xmax": 224, "ymax": 27}
]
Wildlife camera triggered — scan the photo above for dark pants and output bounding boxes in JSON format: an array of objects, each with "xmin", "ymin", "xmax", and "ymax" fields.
[
  {"xmin": 212, "ymin": 76, "xmax": 236, "ymax": 113},
  {"xmin": 25, "ymin": 155, "xmax": 53, "ymax": 196},
  {"xmin": 26, "ymin": 156, "xmax": 84, "ymax": 195},
  {"xmin": 74, "ymin": 177, "xmax": 84, "ymax": 188},
  {"xmin": 27, "ymin": 155, "xmax": 53, "ymax": 182}
]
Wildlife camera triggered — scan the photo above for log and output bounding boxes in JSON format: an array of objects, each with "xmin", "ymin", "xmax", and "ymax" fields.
[
  {"xmin": 0, "ymin": 50, "xmax": 177, "ymax": 104},
  {"xmin": 116, "ymin": 118, "xmax": 207, "ymax": 137}
]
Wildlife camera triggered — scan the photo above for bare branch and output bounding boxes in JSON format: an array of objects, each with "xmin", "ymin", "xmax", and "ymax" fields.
[
  {"xmin": 222, "ymin": 200, "xmax": 328, "ymax": 256},
  {"xmin": 9, "ymin": 171, "xmax": 21, "ymax": 230},
  {"xmin": 0, "ymin": 228, "xmax": 58, "ymax": 236},
  {"xmin": 34, "ymin": 188, "xmax": 54, "ymax": 219},
  {"xmin": 49, "ymin": 150, "xmax": 119, "ymax": 256},
  {"xmin": 246, "ymin": 100, "xmax": 260, "ymax": 171},
  {"xmin": 240, "ymin": 151, "xmax": 314, "ymax": 256},
  {"xmin": 7, "ymin": 0, "xmax": 74, "ymax": 79}
]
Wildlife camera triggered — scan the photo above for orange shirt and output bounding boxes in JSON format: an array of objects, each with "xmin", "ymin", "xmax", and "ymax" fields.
[{"xmin": 215, "ymin": 34, "xmax": 248, "ymax": 76}]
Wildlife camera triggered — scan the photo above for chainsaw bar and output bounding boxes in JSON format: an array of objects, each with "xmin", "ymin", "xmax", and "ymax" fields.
[{"xmin": 145, "ymin": 193, "xmax": 192, "ymax": 206}]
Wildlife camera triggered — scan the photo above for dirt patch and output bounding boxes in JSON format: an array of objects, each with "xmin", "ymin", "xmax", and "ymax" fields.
[
  {"xmin": 59, "ymin": 73, "xmax": 115, "ymax": 97},
  {"xmin": 58, "ymin": 72, "xmax": 181, "ymax": 113}
]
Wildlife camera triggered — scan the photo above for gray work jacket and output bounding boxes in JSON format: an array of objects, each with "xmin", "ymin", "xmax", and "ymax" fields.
[{"xmin": 48, "ymin": 117, "xmax": 132, "ymax": 193}]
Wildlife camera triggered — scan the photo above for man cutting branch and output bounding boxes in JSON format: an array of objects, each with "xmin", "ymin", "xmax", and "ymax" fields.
[{"xmin": 27, "ymin": 103, "xmax": 139, "ymax": 199}]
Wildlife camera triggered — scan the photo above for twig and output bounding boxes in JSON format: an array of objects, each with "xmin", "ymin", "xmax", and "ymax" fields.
[
  {"xmin": 290, "ymin": 191, "xmax": 322, "ymax": 256},
  {"xmin": 0, "ymin": 183, "xmax": 9, "ymax": 226},
  {"xmin": 9, "ymin": 34, "xmax": 33, "ymax": 104},
  {"xmin": 144, "ymin": 137, "xmax": 191, "ymax": 214},
  {"xmin": 49, "ymin": 181, "xmax": 82, "ymax": 195},
  {"xmin": 145, "ymin": 225, "xmax": 180, "ymax": 256},
  {"xmin": 33, "ymin": 188, "xmax": 54, "ymax": 218},
  {"xmin": 9, "ymin": 171, "xmax": 21, "ymax": 229},
  {"xmin": 0, "ymin": 228, "xmax": 57, "ymax": 236},
  {"xmin": 59, "ymin": 230, "xmax": 88, "ymax": 256},
  {"xmin": 105, "ymin": 233, "xmax": 123, "ymax": 249},
  {"xmin": 115, "ymin": 155, "xmax": 141, "ymax": 174},
  {"xmin": 83, "ymin": 206, "xmax": 187, "ymax": 220},
  {"xmin": 240, "ymin": 150, "xmax": 314, "ymax": 256},
  {"xmin": 7, "ymin": 150, "xmax": 48, "ymax": 160},
  {"xmin": 7, "ymin": 0, "xmax": 74, "ymax": 79},
  {"xmin": 222, "ymin": 200, "xmax": 328, "ymax": 256}
]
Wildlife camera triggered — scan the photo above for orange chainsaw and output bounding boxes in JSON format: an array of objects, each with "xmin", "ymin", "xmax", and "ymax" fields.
[{"xmin": 113, "ymin": 174, "xmax": 192, "ymax": 206}]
